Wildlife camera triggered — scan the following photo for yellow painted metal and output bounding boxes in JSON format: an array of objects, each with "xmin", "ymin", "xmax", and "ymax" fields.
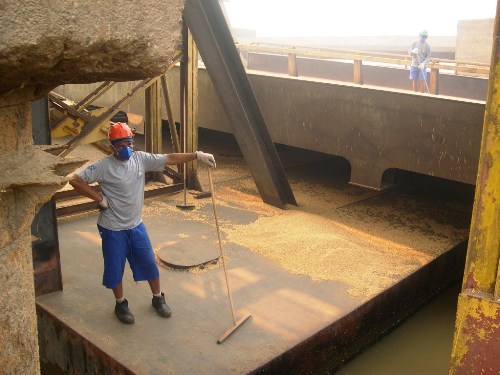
[
  {"xmin": 461, "ymin": 26, "xmax": 500, "ymax": 295},
  {"xmin": 186, "ymin": 28, "xmax": 198, "ymax": 155},
  {"xmin": 449, "ymin": 293, "xmax": 500, "ymax": 374},
  {"xmin": 51, "ymin": 107, "xmax": 109, "ymax": 143},
  {"xmin": 145, "ymin": 79, "xmax": 162, "ymax": 154},
  {"xmin": 183, "ymin": 26, "xmax": 200, "ymax": 190},
  {"xmin": 51, "ymin": 117, "xmax": 85, "ymax": 139},
  {"xmin": 450, "ymin": 5, "xmax": 500, "ymax": 374},
  {"xmin": 353, "ymin": 60, "xmax": 363, "ymax": 85},
  {"xmin": 287, "ymin": 49, "xmax": 298, "ymax": 77},
  {"xmin": 144, "ymin": 79, "xmax": 167, "ymax": 183},
  {"xmin": 161, "ymin": 74, "xmax": 181, "ymax": 154}
]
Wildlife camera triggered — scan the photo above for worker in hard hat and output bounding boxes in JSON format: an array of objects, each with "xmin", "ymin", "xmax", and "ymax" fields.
[
  {"xmin": 409, "ymin": 30, "xmax": 431, "ymax": 93},
  {"xmin": 69, "ymin": 122, "xmax": 216, "ymax": 324}
]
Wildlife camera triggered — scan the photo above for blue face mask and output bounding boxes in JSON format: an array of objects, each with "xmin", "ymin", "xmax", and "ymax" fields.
[{"xmin": 116, "ymin": 146, "xmax": 133, "ymax": 160}]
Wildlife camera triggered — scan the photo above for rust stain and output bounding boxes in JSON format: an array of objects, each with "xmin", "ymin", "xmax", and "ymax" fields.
[{"xmin": 451, "ymin": 294, "xmax": 500, "ymax": 375}]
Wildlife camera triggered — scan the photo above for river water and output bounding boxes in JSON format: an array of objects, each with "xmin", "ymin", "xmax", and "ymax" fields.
[{"xmin": 330, "ymin": 281, "xmax": 461, "ymax": 374}]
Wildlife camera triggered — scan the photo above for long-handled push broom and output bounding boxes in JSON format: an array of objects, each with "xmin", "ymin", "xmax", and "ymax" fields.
[
  {"xmin": 207, "ymin": 168, "xmax": 251, "ymax": 344},
  {"xmin": 416, "ymin": 53, "xmax": 430, "ymax": 93}
]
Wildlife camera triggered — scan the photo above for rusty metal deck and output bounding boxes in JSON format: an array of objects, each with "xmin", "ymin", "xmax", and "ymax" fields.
[{"xmin": 36, "ymin": 131, "xmax": 474, "ymax": 374}]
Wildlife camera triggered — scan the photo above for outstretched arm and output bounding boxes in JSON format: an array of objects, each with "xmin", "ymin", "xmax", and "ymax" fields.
[
  {"xmin": 165, "ymin": 151, "xmax": 216, "ymax": 168},
  {"xmin": 165, "ymin": 152, "xmax": 197, "ymax": 165}
]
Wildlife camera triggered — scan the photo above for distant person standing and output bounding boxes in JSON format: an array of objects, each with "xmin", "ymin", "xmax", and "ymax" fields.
[{"xmin": 409, "ymin": 30, "xmax": 431, "ymax": 92}]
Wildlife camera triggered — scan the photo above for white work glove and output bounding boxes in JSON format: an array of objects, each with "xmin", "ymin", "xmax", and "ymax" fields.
[
  {"xmin": 418, "ymin": 63, "xmax": 425, "ymax": 70},
  {"xmin": 98, "ymin": 194, "xmax": 109, "ymax": 210},
  {"xmin": 411, "ymin": 48, "xmax": 419, "ymax": 54},
  {"xmin": 195, "ymin": 151, "xmax": 216, "ymax": 168}
]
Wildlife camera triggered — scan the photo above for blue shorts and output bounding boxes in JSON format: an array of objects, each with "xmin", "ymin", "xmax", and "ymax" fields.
[
  {"xmin": 97, "ymin": 222, "xmax": 159, "ymax": 289},
  {"xmin": 409, "ymin": 66, "xmax": 427, "ymax": 81}
]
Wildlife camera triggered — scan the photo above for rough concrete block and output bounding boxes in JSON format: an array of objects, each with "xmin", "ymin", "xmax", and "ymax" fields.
[{"xmin": 0, "ymin": 0, "xmax": 185, "ymax": 100}]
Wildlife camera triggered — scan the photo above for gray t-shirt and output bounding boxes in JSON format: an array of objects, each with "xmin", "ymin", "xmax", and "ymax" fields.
[
  {"xmin": 410, "ymin": 41, "xmax": 431, "ymax": 67},
  {"xmin": 77, "ymin": 151, "xmax": 167, "ymax": 230}
]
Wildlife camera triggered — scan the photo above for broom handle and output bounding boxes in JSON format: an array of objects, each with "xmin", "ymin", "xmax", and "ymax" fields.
[
  {"xmin": 208, "ymin": 168, "xmax": 237, "ymax": 325},
  {"xmin": 183, "ymin": 162, "xmax": 187, "ymax": 204}
]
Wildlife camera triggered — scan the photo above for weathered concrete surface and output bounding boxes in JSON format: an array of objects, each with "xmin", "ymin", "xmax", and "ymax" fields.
[
  {"xmin": 0, "ymin": 99, "xmax": 85, "ymax": 375},
  {"xmin": 0, "ymin": 0, "xmax": 185, "ymax": 101},
  {"xmin": 0, "ymin": 1, "xmax": 185, "ymax": 374}
]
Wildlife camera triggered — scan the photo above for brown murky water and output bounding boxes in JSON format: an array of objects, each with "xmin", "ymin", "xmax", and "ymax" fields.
[{"xmin": 330, "ymin": 281, "xmax": 461, "ymax": 375}]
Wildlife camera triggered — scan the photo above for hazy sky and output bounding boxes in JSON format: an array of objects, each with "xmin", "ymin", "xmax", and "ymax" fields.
[{"xmin": 224, "ymin": 0, "xmax": 498, "ymax": 37}]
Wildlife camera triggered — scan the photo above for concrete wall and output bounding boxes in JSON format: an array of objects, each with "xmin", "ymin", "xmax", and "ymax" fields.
[
  {"xmin": 0, "ymin": 97, "xmax": 84, "ymax": 375},
  {"xmin": 456, "ymin": 19, "xmax": 495, "ymax": 64},
  {"xmin": 0, "ymin": 101, "xmax": 40, "ymax": 375},
  {"xmin": 0, "ymin": 0, "xmax": 185, "ymax": 101}
]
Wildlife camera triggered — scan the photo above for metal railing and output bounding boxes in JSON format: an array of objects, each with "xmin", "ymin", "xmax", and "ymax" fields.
[{"xmin": 236, "ymin": 42, "xmax": 490, "ymax": 94}]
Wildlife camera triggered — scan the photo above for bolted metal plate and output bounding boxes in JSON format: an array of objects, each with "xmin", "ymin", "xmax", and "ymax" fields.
[{"xmin": 156, "ymin": 238, "xmax": 220, "ymax": 269}]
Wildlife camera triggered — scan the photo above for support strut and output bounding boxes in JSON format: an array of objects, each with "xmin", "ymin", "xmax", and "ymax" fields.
[{"xmin": 184, "ymin": 0, "xmax": 296, "ymax": 208}]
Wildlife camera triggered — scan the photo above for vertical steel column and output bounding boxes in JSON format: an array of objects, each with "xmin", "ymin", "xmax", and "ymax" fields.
[
  {"xmin": 353, "ymin": 59, "xmax": 363, "ymax": 85},
  {"xmin": 288, "ymin": 47, "xmax": 298, "ymax": 77},
  {"xmin": 31, "ymin": 95, "xmax": 63, "ymax": 296},
  {"xmin": 430, "ymin": 68, "xmax": 440, "ymax": 95},
  {"xmin": 449, "ymin": 1, "xmax": 500, "ymax": 373},
  {"xmin": 180, "ymin": 21, "xmax": 202, "ymax": 191},
  {"xmin": 186, "ymin": 26, "xmax": 201, "ymax": 190},
  {"xmin": 161, "ymin": 74, "xmax": 181, "ymax": 154},
  {"xmin": 184, "ymin": 0, "xmax": 296, "ymax": 208},
  {"xmin": 145, "ymin": 79, "xmax": 162, "ymax": 154},
  {"xmin": 145, "ymin": 78, "xmax": 166, "ymax": 182}
]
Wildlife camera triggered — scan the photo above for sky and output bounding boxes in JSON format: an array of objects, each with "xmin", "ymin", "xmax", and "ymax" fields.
[{"xmin": 223, "ymin": 0, "xmax": 498, "ymax": 37}]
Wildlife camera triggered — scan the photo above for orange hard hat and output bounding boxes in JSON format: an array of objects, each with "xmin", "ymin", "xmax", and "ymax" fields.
[{"xmin": 108, "ymin": 122, "xmax": 133, "ymax": 144}]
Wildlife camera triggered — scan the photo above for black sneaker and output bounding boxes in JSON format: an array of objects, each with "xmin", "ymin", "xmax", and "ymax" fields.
[
  {"xmin": 152, "ymin": 292, "xmax": 172, "ymax": 318},
  {"xmin": 115, "ymin": 299, "xmax": 135, "ymax": 324}
]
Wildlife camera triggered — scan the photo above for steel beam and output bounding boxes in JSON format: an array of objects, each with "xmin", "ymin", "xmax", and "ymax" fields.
[
  {"xmin": 145, "ymin": 79, "xmax": 167, "ymax": 183},
  {"xmin": 74, "ymin": 81, "xmax": 115, "ymax": 111},
  {"xmin": 184, "ymin": 0, "xmax": 296, "ymax": 208},
  {"xmin": 58, "ymin": 77, "xmax": 159, "ymax": 157},
  {"xmin": 180, "ymin": 23, "xmax": 202, "ymax": 191},
  {"xmin": 161, "ymin": 75, "xmax": 181, "ymax": 154},
  {"xmin": 450, "ymin": 2, "xmax": 500, "ymax": 374},
  {"xmin": 31, "ymin": 96, "xmax": 62, "ymax": 297}
]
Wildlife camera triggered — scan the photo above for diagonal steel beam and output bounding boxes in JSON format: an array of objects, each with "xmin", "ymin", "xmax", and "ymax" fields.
[
  {"xmin": 58, "ymin": 77, "xmax": 158, "ymax": 157},
  {"xmin": 75, "ymin": 81, "xmax": 116, "ymax": 111},
  {"xmin": 184, "ymin": 0, "xmax": 296, "ymax": 208}
]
